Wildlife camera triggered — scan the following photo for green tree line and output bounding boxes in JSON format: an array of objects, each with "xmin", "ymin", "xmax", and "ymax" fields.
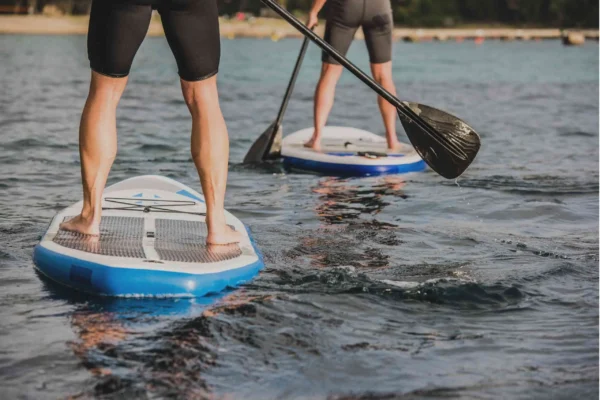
[
  {"xmin": 276, "ymin": 0, "xmax": 599, "ymax": 28},
  {"xmin": 3, "ymin": 0, "xmax": 598, "ymax": 28}
]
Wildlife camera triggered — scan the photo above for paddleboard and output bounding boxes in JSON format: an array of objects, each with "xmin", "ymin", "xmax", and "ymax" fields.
[
  {"xmin": 33, "ymin": 175, "xmax": 263, "ymax": 297},
  {"xmin": 281, "ymin": 126, "xmax": 427, "ymax": 176}
]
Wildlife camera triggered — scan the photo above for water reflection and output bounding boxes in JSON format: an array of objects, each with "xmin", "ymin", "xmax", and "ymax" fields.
[
  {"xmin": 311, "ymin": 176, "xmax": 408, "ymax": 225},
  {"xmin": 287, "ymin": 176, "xmax": 411, "ymax": 270},
  {"xmin": 38, "ymin": 274, "xmax": 271, "ymax": 398}
]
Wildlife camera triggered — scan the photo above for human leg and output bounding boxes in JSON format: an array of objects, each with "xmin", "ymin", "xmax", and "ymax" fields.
[
  {"xmin": 160, "ymin": 0, "xmax": 238, "ymax": 244},
  {"xmin": 306, "ymin": 7, "xmax": 357, "ymax": 151},
  {"xmin": 305, "ymin": 62, "xmax": 344, "ymax": 150},
  {"xmin": 363, "ymin": 0, "xmax": 399, "ymax": 150},
  {"xmin": 60, "ymin": 73, "xmax": 128, "ymax": 235},
  {"xmin": 370, "ymin": 61, "xmax": 402, "ymax": 151},
  {"xmin": 181, "ymin": 76, "xmax": 241, "ymax": 245},
  {"xmin": 61, "ymin": 1, "xmax": 151, "ymax": 235}
]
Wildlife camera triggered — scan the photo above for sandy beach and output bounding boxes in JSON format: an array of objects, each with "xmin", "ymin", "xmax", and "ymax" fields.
[{"xmin": 0, "ymin": 14, "xmax": 598, "ymax": 41}]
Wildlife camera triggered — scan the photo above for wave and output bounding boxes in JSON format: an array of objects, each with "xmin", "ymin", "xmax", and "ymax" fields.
[
  {"xmin": 448, "ymin": 174, "xmax": 599, "ymax": 195},
  {"xmin": 264, "ymin": 265, "xmax": 524, "ymax": 308}
]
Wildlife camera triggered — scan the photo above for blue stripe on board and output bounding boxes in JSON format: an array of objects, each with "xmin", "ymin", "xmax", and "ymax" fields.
[
  {"xmin": 325, "ymin": 152, "xmax": 405, "ymax": 157},
  {"xmin": 33, "ymin": 244, "xmax": 263, "ymax": 297},
  {"xmin": 282, "ymin": 156, "xmax": 427, "ymax": 176}
]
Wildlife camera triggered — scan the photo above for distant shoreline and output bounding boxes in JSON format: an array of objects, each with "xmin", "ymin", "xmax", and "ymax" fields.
[{"xmin": 0, "ymin": 15, "xmax": 597, "ymax": 41}]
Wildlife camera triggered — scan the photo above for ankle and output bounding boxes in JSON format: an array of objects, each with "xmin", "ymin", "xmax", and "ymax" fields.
[
  {"xmin": 80, "ymin": 207, "xmax": 101, "ymax": 223},
  {"xmin": 206, "ymin": 212, "xmax": 226, "ymax": 230}
]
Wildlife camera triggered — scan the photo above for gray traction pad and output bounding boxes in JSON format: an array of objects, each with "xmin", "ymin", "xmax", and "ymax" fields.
[
  {"xmin": 155, "ymin": 219, "xmax": 241, "ymax": 263},
  {"xmin": 54, "ymin": 216, "xmax": 241, "ymax": 263},
  {"xmin": 54, "ymin": 216, "xmax": 145, "ymax": 258}
]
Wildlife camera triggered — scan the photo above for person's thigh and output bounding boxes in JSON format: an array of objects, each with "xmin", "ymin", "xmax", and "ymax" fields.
[
  {"xmin": 322, "ymin": 0, "xmax": 361, "ymax": 64},
  {"xmin": 87, "ymin": 0, "xmax": 152, "ymax": 77},
  {"xmin": 159, "ymin": 0, "xmax": 220, "ymax": 82},
  {"xmin": 322, "ymin": 22, "xmax": 358, "ymax": 65},
  {"xmin": 362, "ymin": 0, "xmax": 393, "ymax": 64}
]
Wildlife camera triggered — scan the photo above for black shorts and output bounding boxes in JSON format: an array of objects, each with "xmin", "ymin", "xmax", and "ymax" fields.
[
  {"xmin": 323, "ymin": 0, "xmax": 393, "ymax": 64},
  {"xmin": 88, "ymin": 0, "xmax": 220, "ymax": 81}
]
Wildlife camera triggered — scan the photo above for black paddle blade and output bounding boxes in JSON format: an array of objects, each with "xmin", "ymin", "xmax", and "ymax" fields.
[
  {"xmin": 243, "ymin": 122, "xmax": 283, "ymax": 163},
  {"xmin": 398, "ymin": 103, "xmax": 481, "ymax": 179}
]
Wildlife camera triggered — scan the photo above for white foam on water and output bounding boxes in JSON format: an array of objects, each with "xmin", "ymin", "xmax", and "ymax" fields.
[{"xmin": 380, "ymin": 280, "xmax": 420, "ymax": 289}]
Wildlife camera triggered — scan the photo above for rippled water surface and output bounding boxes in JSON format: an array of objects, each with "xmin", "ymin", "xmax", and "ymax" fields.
[{"xmin": 1, "ymin": 35, "xmax": 598, "ymax": 399}]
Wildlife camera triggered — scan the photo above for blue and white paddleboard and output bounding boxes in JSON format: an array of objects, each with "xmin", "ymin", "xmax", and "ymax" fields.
[
  {"xmin": 33, "ymin": 175, "xmax": 263, "ymax": 297},
  {"xmin": 281, "ymin": 126, "xmax": 427, "ymax": 176}
]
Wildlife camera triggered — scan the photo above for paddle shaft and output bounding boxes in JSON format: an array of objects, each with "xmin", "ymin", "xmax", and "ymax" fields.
[
  {"xmin": 262, "ymin": 0, "xmax": 419, "ymax": 123},
  {"xmin": 275, "ymin": 35, "xmax": 311, "ymax": 127}
]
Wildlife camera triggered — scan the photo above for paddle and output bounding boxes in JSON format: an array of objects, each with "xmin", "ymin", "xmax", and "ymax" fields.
[
  {"xmin": 243, "ymin": 35, "xmax": 312, "ymax": 163},
  {"xmin": 260, "ymin": 0, "xmax": 481, "ymax": 179}
]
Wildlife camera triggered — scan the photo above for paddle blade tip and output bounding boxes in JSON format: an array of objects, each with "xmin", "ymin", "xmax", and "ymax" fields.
[
  {"xmin": 243, "ymin": 123, "xmax": 283, "ymax": 164},
  {"xmin": 398, "ymin": 104, "xmax": 481, "ymax": 179}
]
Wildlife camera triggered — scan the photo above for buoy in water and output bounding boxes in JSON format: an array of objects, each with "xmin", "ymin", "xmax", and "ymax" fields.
[
  {"xmin": 271, "ymin": 31, "xmax": 283, "ymax": 41},
  {"xmin": 403, "ymin": 35, "xmax": 420, "ymax": 43},
  {"xmin": 562, "ymin": 32, "xmax": 585, "ymax": 46}
]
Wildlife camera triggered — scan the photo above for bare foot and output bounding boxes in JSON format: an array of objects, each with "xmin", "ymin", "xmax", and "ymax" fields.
[
  {"xmin": 303, "ymin": 136, "xmax": 321, "ymax": 151},
  {"xmin": 206, "ymin": 225, "xmax": 243, "ymax": 245},
  {"xmin": 81, "ymin": 235, "xmax": 101, "ymax": 253},
  {"xmin": 59, "ymin": 215, "xmax": 100, "ymax": 236},
  {"xmin": 387, "ymin": 142, "xmax": 405, "ymax": 153},
  {"xmin": 206, "ymin": 243, "xmax": 240, "ymax": 255}
]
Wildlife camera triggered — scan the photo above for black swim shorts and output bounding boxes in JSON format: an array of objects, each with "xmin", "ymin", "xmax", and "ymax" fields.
[
  {"xmin": 323, "ymin": 0, "xmax": 393, "ymax": 64},
  {"xmin": 87, "ymin": 0, "xmax": 220, "ymax": 81}
]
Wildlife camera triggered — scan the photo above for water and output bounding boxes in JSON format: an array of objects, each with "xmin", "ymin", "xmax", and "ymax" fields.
[{"xmin": 0, "ymin": 35, "xmax": 598, "ymax": 399}]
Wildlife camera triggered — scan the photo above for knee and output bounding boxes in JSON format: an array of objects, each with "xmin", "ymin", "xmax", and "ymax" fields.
[
  {"xmin": 181, "ymin": 77, "xmax": 218, "ymax": 113},
  {"xmin": 182, "ymin": 84, "xmax": 202, "ymax": 109},
  {"xmin": 371, "ymin": 68, "xmax": 385, "ymax": 82},
  {"xmin": 373, "ymin": 70, "xmax": 394, "ymax": 88},
  {"xmin": 88, "ymin": 72, "xmax": 127, "ymax": 104},
  {"xmin": 319, "ymin": 63, "xmax": 343, "ymax": 83}
]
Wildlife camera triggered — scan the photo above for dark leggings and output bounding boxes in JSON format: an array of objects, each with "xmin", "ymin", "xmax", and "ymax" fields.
[
  {"xmin": 323, "ymin": 0, "xmax": 393, "ymax": 64},
  {"xmin": 88, "ymin": 0, "xmax": 220, "ymax": 81}
]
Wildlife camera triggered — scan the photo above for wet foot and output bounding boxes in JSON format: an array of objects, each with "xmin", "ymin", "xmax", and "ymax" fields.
[
  {"xmin": 81, "ymin": 234, "xmax": 101, "ymax": 252},
  {"xmin": 59, "ymin": 215, "xmax": 100, "ymax": 236},
  {"xmin": 387, "ymin": 142, "xmax": 405, "ymax": 153},
  {"xmin": 206, "ymin": 243, "xmax": 240, "ymax": 255},
  {"xmin": 303, "ymin": 136, "xmax": 321, "ymax": 151},
  {"xmin": 206, "ymin": 225, "xmax": 243, "ymax": 245}
]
